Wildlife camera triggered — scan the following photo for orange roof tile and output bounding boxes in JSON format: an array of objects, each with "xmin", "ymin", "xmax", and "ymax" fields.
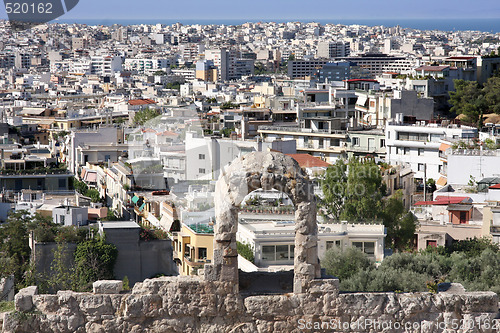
[
  {"xmin": 287, "ymin": 154, "xmax": 331, "ymax": 168},
  {"xmin": 128, "ymin": 99, "xmax": 157, "ymax": 106}
]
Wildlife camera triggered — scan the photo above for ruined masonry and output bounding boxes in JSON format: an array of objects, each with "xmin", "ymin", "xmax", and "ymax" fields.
[{"xmin": 2, "ymin": 152, "xmax": 498, "ymax": 333}]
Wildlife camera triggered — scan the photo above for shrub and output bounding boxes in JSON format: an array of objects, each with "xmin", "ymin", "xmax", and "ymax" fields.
[
  {"xmin": 237, "ymin": 241, "xmax": 254, "ymax": 263},
  {"xmin": 322, "ymin": 247, "xmax": 374, "ymax": 281}
]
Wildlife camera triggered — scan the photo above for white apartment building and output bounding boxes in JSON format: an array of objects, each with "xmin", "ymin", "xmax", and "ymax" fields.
[
  {"xmin": 90, "ymin": 56, "xmax": 123, "ymax": 76},
  {"xmin": 317, "ymin": 41, "xmax": 351, "ymax": 59},
  {"xmin": 185, "ymin": 132, "xmax": 266, "ymax": 181},
  {"xmin": 237, "ymin": 214, "xmax": 386, "ymax": 267},
  {"xmin": 123, "ymin": 58, "xmax": 170, "ymax": 74},
  {"xmin": 355, "ymin": 89, "xmax": 434, "ymax": 127},
  {"xmin": 386, "ymin": 121, "xmax": 477, "ymax": 182},
  {"xmin": 446, "ymin": 149, "xmax": 500, "ymax": 186}
]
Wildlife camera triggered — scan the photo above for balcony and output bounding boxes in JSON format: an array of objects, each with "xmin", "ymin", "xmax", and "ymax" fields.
[
  {"xmin": 258, "ymin": 125, "xmax": 347, "ymax": 136},
  {"xmin": 491, "ymin": 226, "xmax": 500, "ymax": 234},
  {"xmin": 184, "ymin": 256, "xmax": 211, "ymax": 266}
]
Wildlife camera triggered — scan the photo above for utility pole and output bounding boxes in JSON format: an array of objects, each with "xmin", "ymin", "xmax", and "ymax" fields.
[{"xmin": 423, "ymin": 163, "xmax": 427, "ymax": 201}]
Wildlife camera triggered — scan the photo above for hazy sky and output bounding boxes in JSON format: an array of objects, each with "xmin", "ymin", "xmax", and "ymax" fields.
[
  {"xmin": 63, "ymin": 0, "xmax": 500, "ymax": 20},
  {"xmin": 1, "ymin": 0, "xmax": 500, "ymax": 20}
]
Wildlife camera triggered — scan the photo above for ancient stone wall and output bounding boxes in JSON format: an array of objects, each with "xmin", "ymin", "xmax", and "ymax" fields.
[{"xmin": 2, "ymin": 277, "xmax": 499, "ymax": 333}]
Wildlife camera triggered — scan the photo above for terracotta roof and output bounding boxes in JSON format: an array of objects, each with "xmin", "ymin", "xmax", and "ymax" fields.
[
  {"xmin": 415, "ymin": 65, "xmax": 449, "ymax": 72},
  {"xmin": 156, "ymin": 130, "xmax": 178, "ymax": 137},
  {"xmin": 128, "ymin": 99, "xmax": 157, "ymax": 106},
  {"xmin": 345, "ymin": 79, "xmax": 378, "ymax": 82},
  {"xmin": 446, "ymin": 56, "xmax": 475, "ymax": 60},
  {"xmin": 489, "ymin": 183, "xmax": 500, "ymax": 189},
  {"xmin": 287, "ymin": 154, "xmax": 331, "ymax": 168},
  {"xmin": 414, "ymin": 196, "xmax": 470, "ymax": 206}
]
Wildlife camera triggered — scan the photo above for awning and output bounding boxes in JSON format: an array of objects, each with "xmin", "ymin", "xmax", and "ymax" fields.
[
  {"xmin": 131, "ymin": 195, "xmax": 139, "ymax": 204},
  {"xmin": 147, "ymin": 214, "xmax": 161, "ymax": 228},
  {"xmin": 436, "ymin": 176, "xmax": 447, "ymax": 186},
  {"xmin": 159, "ymin": 214, "xmax": 174, "ymax": 232},
  {"xmin": 356, "ymin": 94, "xmax": 368, "ymax": 106},
  {"xmin": 85, "ymin": 172, "xmax": 97, "ymax": 183},
  {"xmin": 439, "ymin": 143, "xmax": 451, "ymax": 152},
  {"xmin": 447, "ymin": 204, "xmax": 472, "ymax": 212}
]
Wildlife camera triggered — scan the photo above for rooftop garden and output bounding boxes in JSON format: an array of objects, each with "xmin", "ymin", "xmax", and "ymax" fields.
[{"xmin": 187, "ymin": 223, "xmax": 214, "ymax": 234}]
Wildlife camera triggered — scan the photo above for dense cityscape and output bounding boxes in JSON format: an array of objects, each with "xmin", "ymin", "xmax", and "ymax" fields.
[{"xmin": 0, "ymin": 16, "xmax": 499, "ymax": 332}]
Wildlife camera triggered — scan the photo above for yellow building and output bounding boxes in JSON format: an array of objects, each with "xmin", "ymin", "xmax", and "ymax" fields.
[{"xmin": 172, "ymin": 223, "xmax": 214, "ymax": 276}]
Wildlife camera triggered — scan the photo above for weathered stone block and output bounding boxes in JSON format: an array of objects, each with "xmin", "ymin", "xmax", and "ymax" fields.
[
  {"xmin": 309, "ymin": 279, "xmax": 339, "ymax": 296},
  {"xmin": 93, "ymin": 280, "xmax": 123, "ymax": 294},
  {"xmin": 14, "ymin": 286, "xmax": 38, "ymax": 311}
]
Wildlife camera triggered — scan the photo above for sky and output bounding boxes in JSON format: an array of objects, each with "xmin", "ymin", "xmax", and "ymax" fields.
[{"xmin": 1, "ymin": 0, "xmax": 500, "ymax": 21}]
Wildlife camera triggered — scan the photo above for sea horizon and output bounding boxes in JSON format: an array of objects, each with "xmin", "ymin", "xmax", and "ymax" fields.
[{"xmin": 49, "ymin": 17, "xmax": 500, "ymax": 33}]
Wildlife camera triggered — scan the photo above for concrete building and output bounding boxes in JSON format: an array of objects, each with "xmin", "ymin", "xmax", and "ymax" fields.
[
  {"xmin": 287, "ymin": 60, "xmax": 328, "ymax": 79},
  {"xmin": 317, "ymin": 41, "xmax": 351, "ymax": 59},
  {"xmin": 386, "ymin": 121, "xmax": 477, "ymax": 183},
  {"xmin": 355, "ymin": 89, "xmax": 434, "ymax": 127},
  {"xmin": 195, "ymin": 59, "xmax": 218, "ymax": 82},
  {"xmin": 237, "ymin": 214, "xmax": 386, "ymax": 267},
  {"xmin": 171, "ymin": 208, "xmax": 214, "ymax": 276},
  {"xmin": 52, "ymin": 205, "xmax": 88, "ymax": 226},
  {"xmin": 446, "ymin": 149, "xmax": 500, "ymax": 186},
  {"xmin": 99, "ymin": 221, "xmax": 176, "ymax": 284}
]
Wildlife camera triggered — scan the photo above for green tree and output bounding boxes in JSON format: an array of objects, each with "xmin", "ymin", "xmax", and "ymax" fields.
[
  {"xmin": 379, "ymin": 192, "xmax": 418, "ymax": 250},
  {"xmin": 73, "ymin": 239, "xmax": 118, "ymax": 291},
  {"xmin": 320, "ymin": 158, "xmax": 416, "ymax": 250},
  {"xmin": 448, "ymin": 79, "xmax": 484, "ymax": 125},
  {"xmin": 133, "ymin": 108, "xmax": 161, "ymax": 126},
  {"xmin": 48, "ymin": 243, "xmax": 75, "ymax": 292},
  {"xmin": 482, "ymin": 76, "xmax": 500, "ymax": 114},
  {"xmin": 237, "ymin": 241, "xmax": 254, "ymax": 263},
  {"xmin": 0, "ymin": 211, "xmax": 32, "ymax": 288},
  {"xmin": 85, "ymin": 188, "xmax": 101, "ymax": 203},
  {"xmin": 320, "ymin": 159, "xmax": 347, "ymax": 220},
  {"xmin": 320, "ymin": 157, "xmax": 384, "ymax": 221},
  {"xmin": 342, "ymin": 158, "xmax": 384, "ymax": 221},
  {"xmin": 322, "ymin": 247, "xmax": 374, "ymax": 281}
]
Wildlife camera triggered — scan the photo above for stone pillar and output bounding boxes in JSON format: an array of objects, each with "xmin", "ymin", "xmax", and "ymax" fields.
[{"xmin": 293, "ymin": 200, "xmax": 321, "ymax": 293}]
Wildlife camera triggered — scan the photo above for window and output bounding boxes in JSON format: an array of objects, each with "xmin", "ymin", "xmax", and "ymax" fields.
[
  {"xmin": 105, "ymin": 155, "xmax": 111, "ymax": 162},
  {"xmin": 426, "ymin": 240, "xmax": 437, "ymax": 248},
  {"xmin": 262, "ymin": 245, "xmax": 275, "ymax": 261},
  {"xmin": 418, "ymin": 148, "xmax": 424, "ymax": 156},
  {"xmin": 352, "ymin": 241, "xmax": 375, "ymax": 257},
  {"xmin": 352, "ymin": 137, "xmax": 360, "ymax": 146},
  {"xmin": 404, "ymin": 147, "xmax": 410, "ymax": 155},
  {"xmin": 261, "ymin": 244, "xmax": 294, "ymax": 262},
  {"xmin": 326, "ymin": 240, "xmax": 341, "ymax": 250},
  {"xmin": 418, "ymin": 163, "xmax": 425, "ymax": 172},
  {"xmin": 59, "ymin": 215, "xmax": 65, "ymax": 225},
  {"xmin": 380, "ymin": 139, "xmax": 385, "ymax": 147},
  {"xmin": 198, "ymin": 247, "xmax": 207, "ymax": 260},
  {"xmin": 198, "ymin": 168, "xmax": 205, "ymax": 174}
]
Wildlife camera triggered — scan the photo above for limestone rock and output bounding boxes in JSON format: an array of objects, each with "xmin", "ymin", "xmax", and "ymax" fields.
[
  {"xmin": 14, "ymin": 286, "xmax": 38, "ymax": 311},
  {"xmin": 93, "ymin": 280, "xmax": 123, "ymax": 294}
]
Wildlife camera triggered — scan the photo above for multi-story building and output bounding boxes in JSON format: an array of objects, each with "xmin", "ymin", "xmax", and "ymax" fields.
[
  {"xmin": 123, "ymin": 58, "xmax": 170, "ymax": 74},
  {"xmin": 339, "ymin": 54, "xmax": 416, "ymax": 77},
  {"xmin": 237, "ymin": 214, "xmax": 386, "ymax": 266},
  {"xmin": 287, "ymin": 60, "xmax": 328, "ymax": 79},
  {"xmin": 355, "ymin": 89, "xmax": 434, "ymax": 127},
  {"xmin": 317, "ymin": 41, "xmax": 351, "ymax": 59},
  {"xmin": 195, "ymin": 59, "xmax": 217, "ymax": 82},
  {"xmin": 386, "ymin": 121, "xmax": 477, "ymax": 184}
]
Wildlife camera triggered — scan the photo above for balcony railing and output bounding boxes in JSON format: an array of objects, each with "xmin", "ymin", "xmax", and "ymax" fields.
[{"xmin": 258, "ymin": 125, "xmax": 347, "ymax": 135}]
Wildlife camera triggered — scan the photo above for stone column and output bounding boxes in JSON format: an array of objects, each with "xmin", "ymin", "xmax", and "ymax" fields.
[{"xmin": 293, "ymin": 200, "xmax": 321, "ymax": 293}]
